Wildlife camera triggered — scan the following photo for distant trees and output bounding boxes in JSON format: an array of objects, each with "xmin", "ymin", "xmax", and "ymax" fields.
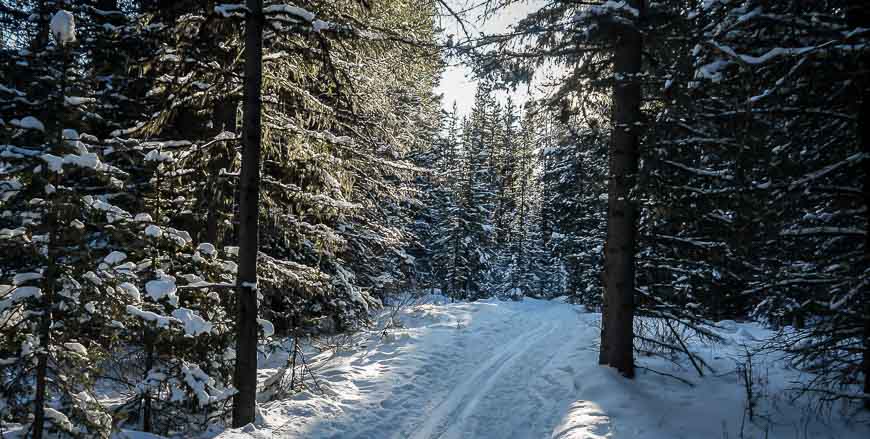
[{"xmin": 413, "ymin": 83, "xmax": 558, "ymax": 301}]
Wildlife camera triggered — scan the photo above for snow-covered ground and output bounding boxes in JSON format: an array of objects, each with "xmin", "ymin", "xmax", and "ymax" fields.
[{"xmin": 212, "ymin": 297, "xmax": 870, "ymax": 439}]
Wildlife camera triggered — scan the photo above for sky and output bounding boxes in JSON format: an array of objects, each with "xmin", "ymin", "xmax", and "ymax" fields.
[{"xmin": 435, "ymin": 1, "xmax": 543, "ymax": 115}]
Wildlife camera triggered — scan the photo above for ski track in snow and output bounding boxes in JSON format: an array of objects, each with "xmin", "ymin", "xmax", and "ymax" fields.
[
  {"xmin": 410, "ymin": 319, "xmax": 558, "ymax": 439},
  {"xmin": 242, "ymin": 299, "xmax": 595, "ymax": 439},
  {"xmin": 214, "ymin": 298, "xmax": 870, "ymax": 439}
]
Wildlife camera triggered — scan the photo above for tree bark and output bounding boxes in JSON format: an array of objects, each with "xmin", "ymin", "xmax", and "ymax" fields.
[
  {"xmin": 205, "ymin": 99, "xmax": 236, "ymax": 244},
  {"xmin": 142, "ymin": 328, "xmax": 154, "ymax": 431},
  {"xmin": 232, "ymin": 0, "xmax": 263, "ymax": 427},
  {"xmin": 599, "ymin": 0, "xmax": 644, "ymax": 378},
  {"xmin": 33, "ymin": 41, "xmax": 71, "ymax": 439}
]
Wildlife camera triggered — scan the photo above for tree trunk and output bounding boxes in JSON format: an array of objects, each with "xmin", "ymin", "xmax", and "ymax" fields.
[
  {"xmin": 33, "ymin": 301, "xmax": 50, "ymax": 439},
  {"xmin": 33, "ymin": 41, "xmax": 71, "ymax": 439},
  {"xmin": 205, "ymin": 99, "xmax": 236, "ymax": 244},
  {"xmin": 232, "ymin": 0, "xmax": 263, "ymax": 427},
  {"xmin": 142, "ymin": 328, "xmax": 154, "ymax": 431},
  {"xmin": 599, "ymin": 0, "xmax": 644, "ymax": 378}
]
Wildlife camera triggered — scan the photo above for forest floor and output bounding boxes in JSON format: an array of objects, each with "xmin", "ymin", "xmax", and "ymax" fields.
[{"xmin": 203, "ymin": 297, "xmax": 870, "ymax": 439}]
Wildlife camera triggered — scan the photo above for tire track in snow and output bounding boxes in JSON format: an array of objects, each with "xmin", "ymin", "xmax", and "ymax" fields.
[{"xmin": 407, "ymin": 318, "xmax": 559, "ymax": 439}]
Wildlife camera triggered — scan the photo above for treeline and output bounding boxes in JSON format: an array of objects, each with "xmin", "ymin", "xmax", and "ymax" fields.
[
  {"xmin": 0, "ymin": 0, "xmax": 439, "ymax": 436},
  {"xmin": 416, "ymin": 0, "xmax": 869, "ymax": 409},
  {"xmin": 411, "ymin": 84, "xmax": 607, "ymax": 304}
]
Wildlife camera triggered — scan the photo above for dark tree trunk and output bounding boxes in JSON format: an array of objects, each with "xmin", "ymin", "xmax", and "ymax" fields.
[
  {"xmin": 599, "ymin": 0, "xmax": 644, "ymax": 378},
  {"xmin": 31, "ymin": 0, "xmax": 50, "ymax": 52},
  {"xmin": 33, "ymin": 304, "xmax": 50, "ymax": 439},
  {"xmin": 232, "ymin": 0, "xmax": 263, "ymax": 427},
  {"xmin": 33, "ymin": 42, "xmax": 70, "ymax": 439},
  {"xmin": 205, "ymin": 99, "xmax": 236, "ymax": 244},
  {"xmin": 142, "ymin": 329, "xmax": 154, "ymax": 431}
]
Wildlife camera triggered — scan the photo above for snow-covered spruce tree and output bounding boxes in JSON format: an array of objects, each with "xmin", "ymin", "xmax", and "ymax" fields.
[
  {"xmin": 504, "ymin": 105, "xmax": 549, "ymax": 299},
  {"xmin": 629, "ymin": 0, "xmax": 869, "ymax": 395},
  {"xmin": 409, "ymin": 102, "xmax": 460, "ymax": 295},
  {"xmin": 533, "ymin": 101, "xmax": 608, "ymax": 304},
  {"xmin": 1, "ymin": 4, "xmax": 242, "ymax": 435},
  {"xmin": 493, "ymin": 98, "xmax": 518, "ymax": 251},
  {"xmin": 448, "ymin": 84, "xmax": 498, "ymax": 299},
  {"xmin": 682, "ymin": 0, "xmax": 869, "ymax": 408},
  {"xmin": 123, "ymin": 0, "xmax": 439, "ymax": 327},
  {"xmin": 631, "ymin": 0, "xmax": 760, "ymax": 325},
  {"xmin": 90, "ymin": 155, "xmax": 239, "ymax": 434},
  {"xmin": 425, "ymin": 106, "xmax": 471, "ymax": 298},
  {"xmin": 0, "ymin": 9, "xmax": 120, "ymax": 437},
  {"xmin": 43, "ymin": 3, "xmax": 246, "ymax": 432},
  {"xmin": 250, "ymin": 0, "xmax": 441, "ymax": 331}
]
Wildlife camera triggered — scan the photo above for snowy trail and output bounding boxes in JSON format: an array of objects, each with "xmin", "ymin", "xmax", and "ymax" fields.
[
  {"xmin": 409, "ymin": 318, "xmax": 560, "ymax": 439},
  {"xmin": 216, "ymin": 298, "xmax": 870, "ymax": 439},
  {"xmin": 235, "ymin": 298, "xmax": 595, "ymax": 439}
]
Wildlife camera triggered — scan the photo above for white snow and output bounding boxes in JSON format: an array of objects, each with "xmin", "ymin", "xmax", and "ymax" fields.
[
  {"xmin": 257, "ymin": 318, "xmax": 274, "ymax": 337},
  {"xmin": 144, "ymin": 149, "xmax": 173, "ymax": 163},
  {"xmin": 145, "ymin": 276, "xmax": 178, "ymax": 304},
  {"xmin": 50, "ymin": 10, "xmax": 76, "ymax": 45},
  {"xmin": 111, "ymin": 430, "xmax": 167, "ymax": 439},
  {"xmin": 83, "ymin": 195, "xmax": 131, "ymax": 223},
  {"xmin": 41, "ymin": 154, "xmax": 65, "ymax": 172},
  {"xmin": 182, "ymin": 363, "xmax": 236, "ymax": 407},
  {"xmin": 0, "ymin": 286, "xmax": 42, "ymax": 311},
  {"xmin": 65, "ymin": 96, "xmax": 95, "ymax": 106},
  {"xmin": 144, "ymin": 224, "xmax": 163, "ymax": 238},
  {"xmin": 214, "ymin": 297, "xmax": 870, "ymax": 439},
  {"xmin": 172, "ymin": 308, "xmax": 212, "ymax": 336},
  {"xmin": 264, "ymin": 5, "xmax": 316, "ymax": 21},
  {"xmin": 12, "ymin": 272, "xmax": 42, "ymax": 285},
  {"xmin": 312, "ymin": 20, "xmax": 332, "ymax": 33},
  {"xmin": 197, "ymin": 242, "xmax": 216, "ymax": 256},
  {"xmin": 596, "ymin": 0, "xmax": 639, "ymax": 17},
  {"xmin": 118, "ymin": 282, "xmax": 141, "ymax": 302},
  {"xmin": 63, "ymin": 342, "xmax": 88, "ymax": 356},
  {"xmin": 12, "ymin": 116, "xmax": 45, "ymax": 132},
  {"xmin": 44, "ymin": 407, "xmax": 73, "ymax": 431},
  {"xmin": 215, "ymin": 3, "xmax": 248, "ymax": 18},
  {"xmin": 83, "ymin": 271, "xmax": 103, "ymax": 285},
  {"xmin": 41, "ymin": 151, "xmax": 108, "ymax": 173},
  {"xmin": 104, "ymin": 251, "xmax": 128, "ymax": 265},
  {"xmin": 126, "ymin": 304, "xmax": 176, "ymax": 327}
]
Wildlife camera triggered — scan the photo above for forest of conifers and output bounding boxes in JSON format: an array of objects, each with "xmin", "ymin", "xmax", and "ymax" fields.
[{"xmin": 0, "ymin": 0, "xmax": 868, "ymax": 438}]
